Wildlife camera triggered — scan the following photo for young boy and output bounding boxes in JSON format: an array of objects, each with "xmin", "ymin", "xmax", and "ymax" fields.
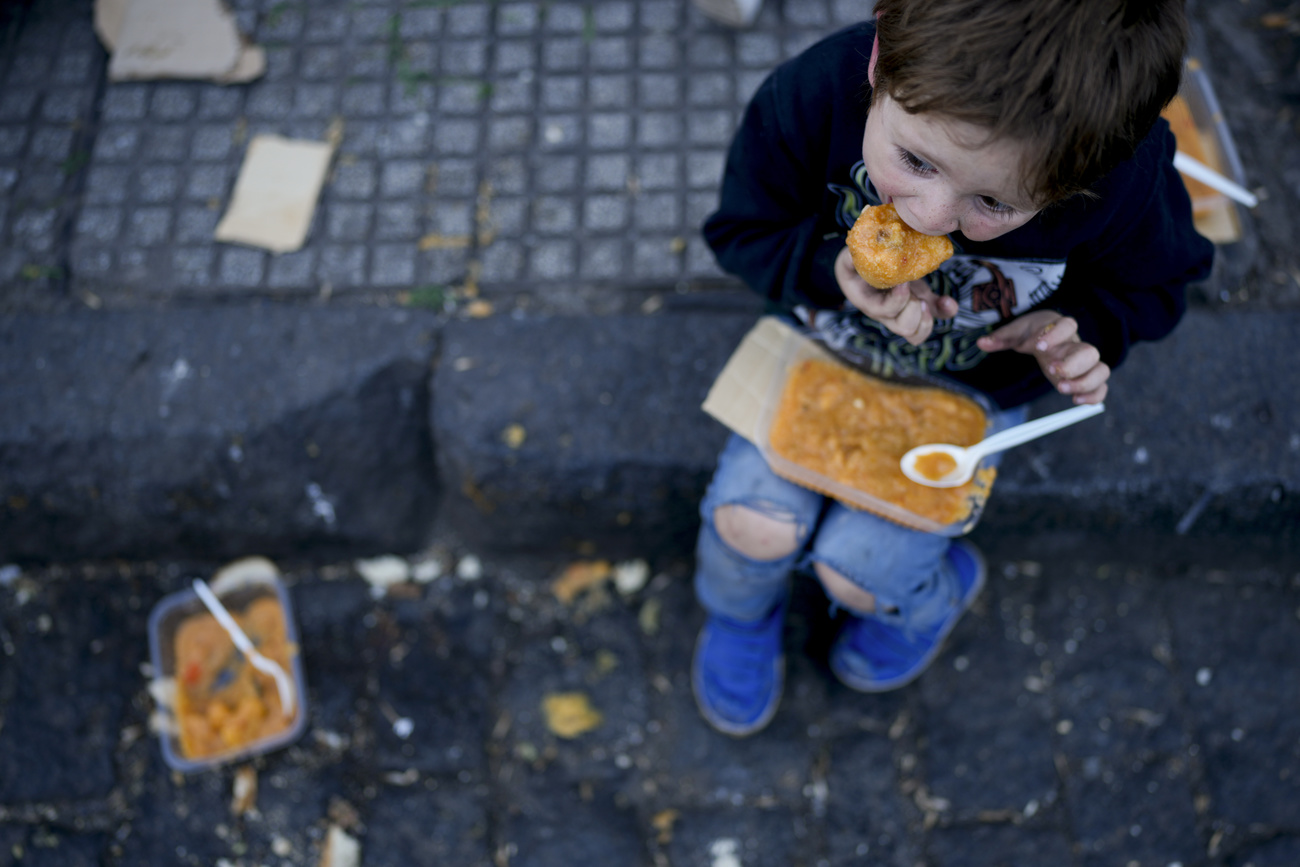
[{"xmin": 693, "ymin": 0, "xmax": 1214, "ymax": 736}]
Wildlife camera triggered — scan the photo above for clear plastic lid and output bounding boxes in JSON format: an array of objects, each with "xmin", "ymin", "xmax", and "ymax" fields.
[
  {"xmin": 754, "ymin": 337, "xmax": 997, "ymax": 536},
  {"xmin": 1169, "ymin": 57, "xmax": 1248, "ymax": 243},
  {"xmin": 1180, "ymin": 59, "xmax": 1248, "ymax": 193}
]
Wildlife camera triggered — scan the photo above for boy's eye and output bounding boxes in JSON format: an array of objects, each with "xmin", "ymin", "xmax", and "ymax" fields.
[
  {"xmin": 898, "ymin": 149, "xmax": 936, "ymax": 175},
  {"xmin": 978, "ymin": 195, "xmax": 1014, "ymax": 214}
]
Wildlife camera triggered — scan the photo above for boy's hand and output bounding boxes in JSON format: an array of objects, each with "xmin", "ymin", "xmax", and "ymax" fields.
[
  {"xmin": 976, "ymin": 311, "xmax": 1110, "ymax": 404},
  {"xmin": 834, "ymin": 247, "xmax": 958, "ymax": 346}
]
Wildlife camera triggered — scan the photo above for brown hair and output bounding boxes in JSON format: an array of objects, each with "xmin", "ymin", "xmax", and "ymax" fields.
[{"xmin": 872, "ymin": 0, "xmax": 1189, "ymax": 204}]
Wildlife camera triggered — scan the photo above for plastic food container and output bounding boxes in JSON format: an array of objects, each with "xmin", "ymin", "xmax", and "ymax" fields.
[
  {"xmin": 147, "ymin": 571, "xmax": 308, "ymax": 772},
  {"xmin": 754, "ymin": 337, "xmax": 998, "ymax": 536},
  {"xmin": 1170, "ymin": 57, "xmax": 1249, "ymax": 243}
]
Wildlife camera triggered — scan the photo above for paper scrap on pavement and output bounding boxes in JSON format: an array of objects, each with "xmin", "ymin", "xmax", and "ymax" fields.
[
  {"xmin": 355, "ymin": 555, "xmax": 411, "ymax": 597},
  {"xmin": 216, "ymin": 40, "xmax": 266, "ymax": 84},
  {"xmin": 230, "ymin": 765, "xmax": 258, "ymax": 815},
  {"xmin": 108, "ymin": 0, "xmax": 241, "ymax": 80},
  {"xmin": 613, "ymin": 559, "xmax": 650, "ymax": 595},
  {"xmin": 209, "ymin": 555, "xmax": 280, "ymax": 595},
  {"xmin": 318, "ymin": 825, "xmax": 361, "ymax": 867},
  {"xmin": 98, "ymin": 0, "xmax": 264, "ymax": 84},
  {"xmin": 93, "ymin": 0, "xmax": 127, "ymax": 50},
  {"xmin": 215, "ymin": 134, "xmax": 336, "ymax": 253}
]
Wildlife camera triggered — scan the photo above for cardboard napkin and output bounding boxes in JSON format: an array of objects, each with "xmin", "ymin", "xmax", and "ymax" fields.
[
  {"xmin": 215, "ymin": 135, "xmax": 336, "ymax": 254},
  {"xmin": 98, "ymin": 0, "xmax": 264, "ymax": 84},
  {"xmin": 701, "ymin": 316, "xmax": 835, "ymax": 443}
]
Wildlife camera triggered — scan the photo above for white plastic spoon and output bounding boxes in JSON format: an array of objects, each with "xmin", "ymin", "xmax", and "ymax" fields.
[
  {"xmin": 192, "ymin": 578, "xmax": 295, "ymax": 718},
  {"xmin": 901, "ymin": 403, "xmax": 1106, "ymax": 488},
  {"xmin": 1173, "ymin": 151, "xmax": 1258, "ymax": 208}
]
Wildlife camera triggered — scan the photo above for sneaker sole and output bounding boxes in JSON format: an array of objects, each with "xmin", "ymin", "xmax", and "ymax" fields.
[
  {"xmin": 830, "ymin": 539, "xmax": 987, "ymax": 693},
  {"xmin": 691, "ymin": 625, "xmax": 785, "ymax": 737}
]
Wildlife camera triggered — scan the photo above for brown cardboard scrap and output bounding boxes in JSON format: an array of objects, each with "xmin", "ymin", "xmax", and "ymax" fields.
[
  {"xmin": 215, "ymin": 135, "xmax": 336, "ymax": 254},
  {"xmin": 701, "ymin": 316, "xmax": 833, "ymax": 444},
  {"xmin": 215, "ymin": 40, "xmax": 267, "ymax": 85},
  {"xmin": 108, "ymin": 0, "xmax": 241, "ymax": 81},
  {"xmin": 101, "ymin": 0, "xmax": 263, "ymax": 84}
]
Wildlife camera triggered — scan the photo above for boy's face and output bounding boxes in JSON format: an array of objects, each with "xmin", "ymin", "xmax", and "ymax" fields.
[{"xmin": 861, "ymin": 94, "xmax": 1041, "ymax": 242}]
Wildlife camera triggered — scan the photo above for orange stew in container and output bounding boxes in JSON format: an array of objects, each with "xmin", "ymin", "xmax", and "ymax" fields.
[
  {"xmin": 173, "ymin": 596, "xmax": 296, "ymax": 760},
  {"xmin": 768, "ymin": 358, "xmax": 993, "ymax": 525},
  {"xmin": 1161, "ymin": 94, "xmax": 1221, "ymax": 215}
]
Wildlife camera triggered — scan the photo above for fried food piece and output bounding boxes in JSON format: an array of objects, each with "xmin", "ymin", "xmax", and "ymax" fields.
[{"xmin": 847, "ymin": 203, "xmax": 954, "ymax": 289}]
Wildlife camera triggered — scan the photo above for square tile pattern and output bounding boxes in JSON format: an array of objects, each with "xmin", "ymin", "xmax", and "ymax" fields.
[{"xmin": 0, "ymin": 0, "xmax": 865, "ymax": 296}]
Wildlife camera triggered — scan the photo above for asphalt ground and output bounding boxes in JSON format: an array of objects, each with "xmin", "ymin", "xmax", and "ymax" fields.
[
  {"xmin": 2, "ymin": 0, "xmax": 1300, "ymax": 865},
  {"xmin": 2, "ymin": 532, "xmax": 1299, "ymax": 867}
]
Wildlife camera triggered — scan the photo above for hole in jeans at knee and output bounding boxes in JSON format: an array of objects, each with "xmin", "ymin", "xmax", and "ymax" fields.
[
  {"xmin": 713, "ymin": 501, "xmax": 806, "ymax": 563},
  {"xmin": 812, "ymin": 559, "xmax": 899, "ymax": 616}
]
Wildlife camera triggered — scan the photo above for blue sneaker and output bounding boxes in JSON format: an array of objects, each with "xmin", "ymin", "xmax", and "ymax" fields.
[
  {"xmin": 692, "ymin": 604, "xmax": 785, "ymax": 736},
  {"xmin": 830, "ymin": 540, "xmax": 986, "ymax": 693}
]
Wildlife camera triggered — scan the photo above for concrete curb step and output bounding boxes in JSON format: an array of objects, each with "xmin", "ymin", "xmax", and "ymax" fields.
[
  {"xmin": 2, "ymin": 304, "xmax": 1296, "ymax": 563},
  {"xmin": 0, "ymin": 304, "xmax": 440, "ymax": 562}
]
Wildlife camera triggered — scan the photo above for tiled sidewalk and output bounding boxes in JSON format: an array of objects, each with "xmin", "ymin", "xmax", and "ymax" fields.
[{"xmin": 0, "ymin": 0, "xmax": 866, "ymax": 304}]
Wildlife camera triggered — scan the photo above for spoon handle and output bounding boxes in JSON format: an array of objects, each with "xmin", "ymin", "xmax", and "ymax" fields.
[
  {"xmin": 192, "ymin": 579, "xmax": 296, "ymax": 717},
  {"xmin": 973, "ymin": 403, "xmax": 1105, "ymax": 458},
  {"xmin": 1172, "ymin": 152, "xmax": 1258, "ymax": 208}
]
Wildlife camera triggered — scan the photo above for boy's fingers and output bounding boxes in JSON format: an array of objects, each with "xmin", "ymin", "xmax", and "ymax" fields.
[
  {"xmin": 890, "ymin": 297, "xmax": 925, "ymax": 340},
  {"xmin": 916, "ymin": 292, "xmax": 958, "ymax": 321},
  {"xmin": 977, "ymin": 328, "xmax": 1029, "ymax": 356},
  {"xmin": 904, "ymin": 280, "xmax": 958, "ymax": 319},
  {"xmin": 1046, "ymin": 341, "xmax": 1101, "ymax": 381},
  {"xmin": 901, "ymin": 279, "xmax": 934, "ymax": 304},
  {"xmin": 852, "ymin": 285, "xmax": 894, "ymax": 317},
  {"xmin": 1067, "ymin": 379, "xmax": 1108, "ymax": 405},
  {"xmin": 869, "ymin": 296, "xmax": 932, "ymax": 345},
  {"xmin": 979, "ymin": 320, "xmax": 1034, "ymax": 352},
  {"xmin": 934, "ymin": 295, "xmax": 959, "ymax": 318},
  {"xmin": 1033, "ymin": 316, "xmax": 1078, "ymax": 351},
  {"xmin": 877, "ymin": 284, "xmax": 915, "ymax": 318},
  {"xmin": 1057, "ymin": 361, "xmax": 1110, "ymax": 397},
  {"xmin": 904, "ymin": 303, "xmax": 934, "ymax": 345}
]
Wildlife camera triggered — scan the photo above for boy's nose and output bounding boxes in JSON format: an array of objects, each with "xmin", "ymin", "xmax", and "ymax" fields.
[{"xmin": 902, "ymin": 198, "xmax": 960, "ymax": 236}]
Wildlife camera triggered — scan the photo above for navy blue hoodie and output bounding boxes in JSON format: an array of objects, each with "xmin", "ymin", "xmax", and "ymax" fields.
[{"xmin": 704, "ymin": 22, "xmax": 1215, "ymax": 409}]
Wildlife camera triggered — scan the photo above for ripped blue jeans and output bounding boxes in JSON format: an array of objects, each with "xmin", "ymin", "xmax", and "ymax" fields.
[{"xmin": 695, "ymin": 406, "xmax": 1026, "ymax": 624}]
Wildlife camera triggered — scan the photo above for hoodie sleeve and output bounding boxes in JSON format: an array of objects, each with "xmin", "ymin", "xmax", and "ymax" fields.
[
  {"xmin": 701, "ymin": 54, "xmax": 858, "ymax": 311},
  {"xmin": 1048, "ymin": 121, "xmax": 1215, "ymax": 372}
]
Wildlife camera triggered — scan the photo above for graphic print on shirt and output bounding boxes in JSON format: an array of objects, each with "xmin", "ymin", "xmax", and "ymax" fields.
[
  {"xmin": 816, "ymin": 163, "xmax": 1067, "ymax": 378},
  {"xmin": 827, "ymin": 161, "xmax": 883, "ymax": 226}
]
